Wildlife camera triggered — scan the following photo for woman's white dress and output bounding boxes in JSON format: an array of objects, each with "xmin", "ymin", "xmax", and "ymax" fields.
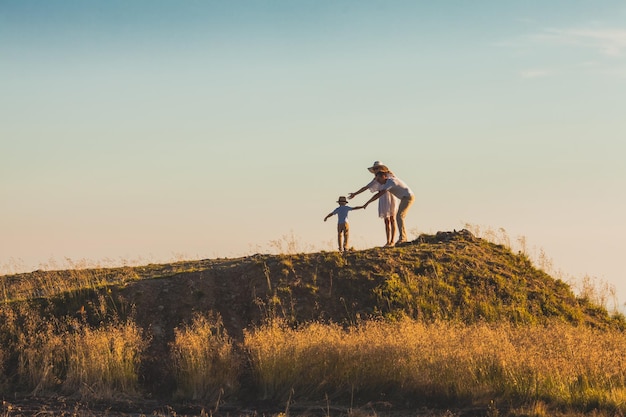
[{"xmin": 367, "ymin": 178, "xmax": 398, "ymax": 218}]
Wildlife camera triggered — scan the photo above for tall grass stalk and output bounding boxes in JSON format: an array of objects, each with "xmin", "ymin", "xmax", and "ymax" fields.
[{"xmin": 170, "ymin": 313, "xmax": 240, "ymax": 401}]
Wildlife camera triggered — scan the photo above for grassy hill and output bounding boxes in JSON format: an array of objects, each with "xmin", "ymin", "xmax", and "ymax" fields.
[{"xmin": 1, "ymin": 230, "xmax": 624, "ymax": 416}]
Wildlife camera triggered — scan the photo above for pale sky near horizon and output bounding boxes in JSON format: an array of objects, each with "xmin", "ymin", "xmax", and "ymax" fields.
[{"xmin": 2, "ymin": 1, "xmax": 625, "ymax": 309}]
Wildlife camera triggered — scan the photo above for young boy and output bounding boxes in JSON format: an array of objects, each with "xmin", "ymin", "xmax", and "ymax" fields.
[{"xmin": 324, "ymin": 196, "xmax": 363, "ymax": 252}]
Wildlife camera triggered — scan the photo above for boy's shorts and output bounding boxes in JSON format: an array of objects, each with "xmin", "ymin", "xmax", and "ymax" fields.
[{"xmin": 337, "ymin": 222, "xmax": 349, "ymax": 234}]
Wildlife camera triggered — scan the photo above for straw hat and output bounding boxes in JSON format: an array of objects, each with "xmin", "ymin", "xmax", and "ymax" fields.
[
  {"xmin": 367, "ymin": 161, "xmax": 389, "ymax": 173},
  {"xmin": 337, "ymin": 196, "xmax": 348, "ymax": 204}
]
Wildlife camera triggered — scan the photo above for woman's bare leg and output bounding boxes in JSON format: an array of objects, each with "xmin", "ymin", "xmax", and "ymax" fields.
[{"xmin": 384, "ymin": 217, "xmax": 392, "ymax": 245}]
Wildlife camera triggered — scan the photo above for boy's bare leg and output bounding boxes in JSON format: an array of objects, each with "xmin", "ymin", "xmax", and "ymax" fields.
[
  {"xmin": 337, "ymin": 231, "xmax": 342, "ymax": 251},
  {"xmin": 337, "ymin": 223, "xmax": 349, "ymax": 251},
  {"xmin": 337, "ymin": 223, "xmax": 346, "ymax": 251}
]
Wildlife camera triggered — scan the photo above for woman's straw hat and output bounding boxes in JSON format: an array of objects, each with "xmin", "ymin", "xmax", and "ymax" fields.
[{"xmin": 368, "ymin": 161, "xmax": 389, "ymax": 173}]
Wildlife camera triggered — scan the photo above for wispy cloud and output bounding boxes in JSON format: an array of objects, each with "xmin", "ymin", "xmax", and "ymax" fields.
[
  {"xmin": 505, "ymin": 25, "xmax": 626, "ymax": 78},
  {"xmin": 593, "ymin": 65, "xmax": 626, "ymax": 78},
  {"xmin": 534, "ymin": 28, "xmax": 626, "ymax": 57},
  {"xmin": 520, "ymin": 69, "xmax": 553, "ymax": 79}
]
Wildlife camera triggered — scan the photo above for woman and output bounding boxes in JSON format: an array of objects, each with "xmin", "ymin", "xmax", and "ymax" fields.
[{"xmin": 348, "ymin": 161, "xmax": 398, "ymax": 246}]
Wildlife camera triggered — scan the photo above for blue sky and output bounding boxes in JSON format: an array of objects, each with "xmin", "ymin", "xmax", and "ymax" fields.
[{"xmin": 1, "ymin": 1, "xmax": 625, "ymax": 309}]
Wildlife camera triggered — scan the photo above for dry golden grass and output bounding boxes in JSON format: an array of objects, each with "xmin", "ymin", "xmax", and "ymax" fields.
[
  {"xmin": 170, "ymin": 312, "xmax": 241, "ymax": 402},
  {"xmin": 244, "ymin": 317, "xmax": 626, "ymax": 412},
  {"xmin": 18, "ymin": 319, "xmax": 65, "ymax": 395},
  {"xmin": 3, "ymin": 304, "xmax": 626, "ymax": 415},
  {"xmin": 62, "ymin": 320, "xmax": 147, "ymax": 399},
  {"xmin": 244, "ymin": 320, "xmax": 346, "ymax": 400},
  {"xmin": 0, "ymin": 266, "xmax": 140, "ymax": 303},
  {"xmin": 11, "ymin": 309, "xmax": 146, "ymax": 400}
]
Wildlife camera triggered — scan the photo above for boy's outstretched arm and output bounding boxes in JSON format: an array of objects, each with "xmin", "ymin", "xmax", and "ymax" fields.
[{"xmin": 323, "ymin": 212, "xmax": 334, "ymax": 222}]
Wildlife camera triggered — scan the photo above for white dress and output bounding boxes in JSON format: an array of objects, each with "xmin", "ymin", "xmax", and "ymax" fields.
[{"xmin": 367, "ymin": 178, "xmax": 398, "ymax": 218}]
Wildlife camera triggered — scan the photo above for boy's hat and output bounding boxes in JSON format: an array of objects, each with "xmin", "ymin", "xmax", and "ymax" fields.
[
  {"xmin": 368, "ymin": 161, "xmax": 389, "ymax": 173},
  {"xmin": 337, "ymin": 196, "xmax": 348, "ymax": 204}
]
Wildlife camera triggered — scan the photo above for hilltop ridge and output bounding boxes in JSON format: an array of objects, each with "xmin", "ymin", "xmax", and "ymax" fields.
[
  {"xmin": 1, "ymin": 229, "xmax": 624, "ymax": 409},
  {"xmin": 124, "ymin": 229, "xmax": 621, "ymax": 337},
  {"xmin": 3, "ymin": 229, "xmax": 620, "ymax": 338}
]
